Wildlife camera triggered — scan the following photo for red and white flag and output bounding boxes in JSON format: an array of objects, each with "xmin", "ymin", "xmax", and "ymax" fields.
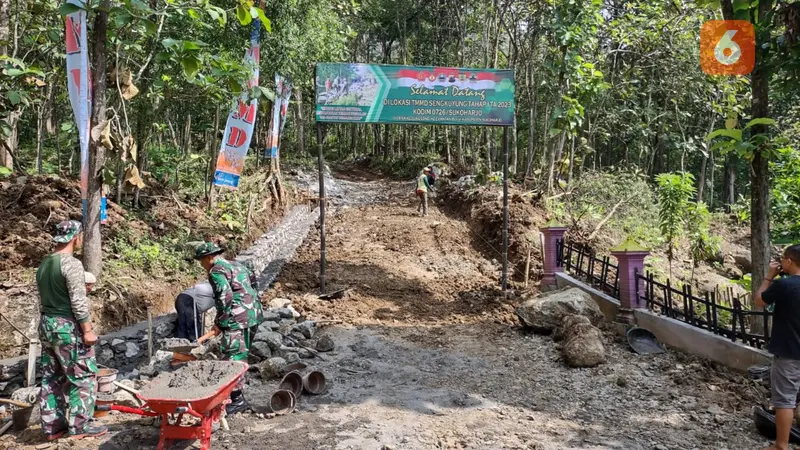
[
  {"xmin": 64, "ymin": 0, "xmax": 91, "ymax": 214},
  {"xmin": 395, "ymin": 68, "xmax": 499, "ymax": 90},
  {"xmin": 213, "ymin": 21, "xmax": 262, "ymax": 189}
]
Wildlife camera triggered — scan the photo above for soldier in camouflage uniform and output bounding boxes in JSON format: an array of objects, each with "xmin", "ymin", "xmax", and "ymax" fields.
[
  {"xmin": 36, "ymin": 221, "xmax": 107, "ymax": 441},
  {"xmin": 194, "ymin": 242, "xmax": 263, "ymax": 415}
]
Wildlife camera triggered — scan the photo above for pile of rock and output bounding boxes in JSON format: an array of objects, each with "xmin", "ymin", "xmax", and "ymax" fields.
[
  {"xmin": 96, "ymin": 314, "xmax": 177, "ymax": 373},
  {"xmin": 516, "ymin": 287, "xmax": 606, "ymax": 368},
  {"xmin": 250, "ymin": 298, "xmax": 335, "ymax": 370},
  {"xmin": 136, "ymin": 299, "xmax": 335, "ymax": 380}
]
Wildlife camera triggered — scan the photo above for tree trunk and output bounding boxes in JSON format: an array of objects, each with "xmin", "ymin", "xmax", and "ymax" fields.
[
  {"xmin": 55, "ymin": 101, "xmax": 61, "ymax": 173},
  {"xmin": 207, "ymin": 105, "xmax": 221, "ymax": 210},
  {"xmin": 85, "ymin": 0, "xmax": 109, "ymax": 277},
  {"xmin": 295, "ymin": 90, "xmax": 305, "ymax": 155},
  {"xmin": 444, "ymin": 126, "xmax": 451, "ymax": 164},
  {"xmin": 725, "ymin": 156, "xmax": 736, "ymax": 208},
  {"xmin": 748, "ymin": 0, "xmax": 773, "ymax": 319},
  {"xmin": 350, "ymin": 123, "xmax": 358, "ymax": 157},
  {"xmin": 710, "ymin": 147, "xmax": 716, "ymax": 207},
  {"xmin": 526, "ymin": 65, "xmax": 538, "ymax": 179},
  {"xmin": 697, "ymin": 115, "xmax": 716, "ymax": 203},
  {"xmin": 36, "ymin": 103, "xmax": 44, "ymax": 173},
  {"xmin": 382, "ymin": 125, "xmax": 390, "ymax": 159},
  {"xmin": 0, "ymin": 0, "xmax": 12, "ymax": 169},
  {"xmin": 567, "ymin": 134, "xmax": 576, "ymax": 186},
  {"xmin": 511, "ymin": 111, "xmax": 518, "ymax": 175},
  {"xmin": 456, "ymin": 127, "xmax": 464, "ymax": 166},
  {"xmin": 697, "ymin": 153, "xmax": 708, "ymax": 203}
]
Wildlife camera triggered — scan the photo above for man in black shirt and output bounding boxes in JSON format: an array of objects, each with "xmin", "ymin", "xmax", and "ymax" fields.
[{"xmin": 756, "ymin": 244, "xmax": 800, "ymax": 450}]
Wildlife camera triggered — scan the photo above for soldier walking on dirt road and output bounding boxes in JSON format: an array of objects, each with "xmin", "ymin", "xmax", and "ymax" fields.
[
  {"xmin": 36, "ymin": 220, "xmax": 106, "ymax": 441},
  {"xmin": 416, "ymin": 167, "xmax": 433, "ymax": 217},
  {"xmin": 194, "ymin": 242, "xmax": 263, "ymax": 416}
]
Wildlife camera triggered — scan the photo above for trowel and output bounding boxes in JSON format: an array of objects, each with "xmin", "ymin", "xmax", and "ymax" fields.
[{"xmin": 164, "ymin": 329, "xmax": 218, "ymax": 361}]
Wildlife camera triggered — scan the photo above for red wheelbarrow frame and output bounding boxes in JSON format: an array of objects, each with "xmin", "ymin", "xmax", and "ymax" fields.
[{"xmin": 96, "ymin": 361, "xmax": 247, "ymax": 450}]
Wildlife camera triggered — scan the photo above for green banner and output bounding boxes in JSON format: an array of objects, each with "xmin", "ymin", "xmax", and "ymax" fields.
[{"xmin": 315, "ymin": 63, "xmax": 514, "ymax": 127}]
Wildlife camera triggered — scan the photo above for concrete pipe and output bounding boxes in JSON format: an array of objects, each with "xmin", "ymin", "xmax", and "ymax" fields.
[
  {"xmin": 278, "ymin": 371, "xmax": 303, "ymax": 398},
  {"xmin": 269, "ymin": 390, "xmax": 296, "ymax": 415},
  {"xmin": 302, "ymin": 371, "xmax": 327, "ymax": 395}
]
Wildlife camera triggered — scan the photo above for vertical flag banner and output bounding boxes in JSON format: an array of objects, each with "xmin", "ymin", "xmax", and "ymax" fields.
[
  {"xmin": 213, "ymin": 19, "xmax": 262, "ymax": 189},
  {"xmin": 64, "ymin": 0, "xmax": 91, "ymax": 218},
  {"xmin": 277, "ymin": 79, "xmax": 292, "ymax": 154},
  {"xmin": 265, "ymin": 74, "xmax": 284, "ymax": 160}
]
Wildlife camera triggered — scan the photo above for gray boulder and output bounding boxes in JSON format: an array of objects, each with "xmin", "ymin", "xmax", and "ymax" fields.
[
  {"xmin": 316, "ymin": 335, "xmax": 335, "ymax": 352},
  {"xmin": 515, "ymin": 287, "xmax": 603, "ymax": 333},
  {"xmin": 254, "ymin": 331, "xmax": 284, "ymax": 351},
  {"xmin": 274, "ymin": 308, "xmax": 295, "ymax": 319},
  {"xmin": 294, "ymin": 321, "xmax": 316, "ymax": 339},
  {"xmin": 259, "ymin": 357, "xmax": 286, "ymax": 380},
  {"xmin": 262, "ymin": 312, "xmax": 281, "ymax": 322},
  {"xmin": 251, "ymin": 341, "xmax": 272, "ymax": 360},
  {"xmin": 259, "ymin": 321, "xmax": 280, "ymax": 333}
]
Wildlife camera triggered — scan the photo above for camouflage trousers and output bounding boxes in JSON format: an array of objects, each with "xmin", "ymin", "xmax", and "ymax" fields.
[
  {"xmin": 220, "ymin": 326, "xmax": 256, "ymax": 390},
  {"xmin": 38, "ymin": 315, "xmax": 98, "ymax": 436}
]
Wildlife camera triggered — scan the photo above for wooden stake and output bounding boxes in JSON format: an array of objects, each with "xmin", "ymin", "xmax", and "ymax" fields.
[
  {"xmin": 26, "ymin": 340, "xmax": 40, "ymax": 387},
  {"xmin": 147, "ymin": 309, "xmax": 153, "ymax": 361},
  {"xmin": 524, "ymin": 246, "xmax": 532, "ymax": 288}
]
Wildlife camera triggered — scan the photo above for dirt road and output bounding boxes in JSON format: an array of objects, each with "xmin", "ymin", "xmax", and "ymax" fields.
[{"xmin": 2, "ymin": 177, "xmax": 770, "ymax": 450}]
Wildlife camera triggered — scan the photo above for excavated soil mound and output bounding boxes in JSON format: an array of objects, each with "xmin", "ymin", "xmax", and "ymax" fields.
[
  {"xmin": 139, "ymin": 361, "xmax": 243, "ymax": 400},
  {"xmin": 271, "ymin": 192, "xmax": 523, "ymax": 326},
  {"xmin": 437, "ymin": 182, "xmax": 548, "ymax": 282}
]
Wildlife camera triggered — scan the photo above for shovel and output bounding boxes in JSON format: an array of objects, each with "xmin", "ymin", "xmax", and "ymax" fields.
[{"xmin": 0, "ymin": 399, "xmax": 34, "ymax": 431}]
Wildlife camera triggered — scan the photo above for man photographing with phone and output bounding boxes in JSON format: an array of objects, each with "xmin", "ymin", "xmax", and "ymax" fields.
[{"xmin": 755, "ymin": 244, "xmax": 800, "ymax": 450}]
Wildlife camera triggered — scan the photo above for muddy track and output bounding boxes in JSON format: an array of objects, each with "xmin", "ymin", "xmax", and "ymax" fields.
[{"xmin": 1, "ymin": 176, "xmax": 770, "ymax": 450}]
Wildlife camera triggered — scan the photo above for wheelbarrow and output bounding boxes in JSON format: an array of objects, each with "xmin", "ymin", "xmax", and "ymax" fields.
[{"xmin": 96, "ymin": 361, "xmax": 246, "ymax": 450}]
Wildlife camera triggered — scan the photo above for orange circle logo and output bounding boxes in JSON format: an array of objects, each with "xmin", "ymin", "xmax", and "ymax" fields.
[{"xmin": 700, "ymin": 20, "xmax": 755, "ymax": 76}]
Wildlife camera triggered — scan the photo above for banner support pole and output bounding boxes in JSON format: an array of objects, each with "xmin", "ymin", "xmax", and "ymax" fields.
[
  {"xmin": 502, "ymin": 126, "xmax": 509, "ymax": 294},
  {"xmin": 316, "ymin": 122, "xmax": 327, "ymax": 294}
]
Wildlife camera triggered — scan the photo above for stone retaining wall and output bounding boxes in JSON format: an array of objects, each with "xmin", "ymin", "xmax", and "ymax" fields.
[{"xmin": 0, "ymin": 314, "xmax": 177, "ymax": 396}]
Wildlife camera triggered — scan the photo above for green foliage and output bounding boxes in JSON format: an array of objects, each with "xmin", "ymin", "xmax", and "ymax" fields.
[
  {"xmin": 771, "ymin": 118, "xmax": 800, "ymax": 241},
  {"xmin": 686, "ymin": 201, "xmax": 722, "ymax": 266},
  {"xmin": 553, "ymin": 169, "xmax": 660, "ymax": 247},
  {"xmin": 369, "ymin": 152, "xmax": 440, "ymax": 180},
  {"xmin": 729, "ymin": 194, "xmax": 751, "ymax": 226},
  {"xmin": 108, "ymin": 228, "xmax": 193, "ymax": 277},
  {"xmin": 656, "ymin": 172, "xmax": 696, "ymax": 270}
]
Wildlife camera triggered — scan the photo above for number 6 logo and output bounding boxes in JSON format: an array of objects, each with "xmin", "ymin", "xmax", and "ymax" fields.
[{"xmin": 700, "ymin": 20, "xmax": 755, "ymax": 75}]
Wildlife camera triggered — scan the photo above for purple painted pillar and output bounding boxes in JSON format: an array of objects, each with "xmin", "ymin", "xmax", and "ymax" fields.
[
  {"xmin": 610, "ymin": 238, "xmax": 650, "ymax": 324},
  {"xmin": 540, "ymin": 225, "xmax": 569, "ymax": 289}
]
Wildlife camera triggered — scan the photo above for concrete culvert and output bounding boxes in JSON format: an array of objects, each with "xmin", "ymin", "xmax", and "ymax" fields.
[
  {"xmin": 269, "ymin": 390, "xmax": 296, "ymax": 415},
  {"xmin": 278, "ymin": 371, "xmax": 303, "ymax": 398},
  {"xmin": 302, "ymin": 371, "xmax": 326, "ymax": 395}
]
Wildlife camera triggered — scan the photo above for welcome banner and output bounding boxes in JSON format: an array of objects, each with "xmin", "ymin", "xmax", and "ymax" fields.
[
  {"xmin": 213, "ymin": 21, "xmax": 262, "ymax": 189},
  {"xmin": 64, "ymin": 0, "xmax": 91, "ymax": 215},
  {"xmin": 315, "ymin": 63, "xmax": 515, "ymax": 127}
]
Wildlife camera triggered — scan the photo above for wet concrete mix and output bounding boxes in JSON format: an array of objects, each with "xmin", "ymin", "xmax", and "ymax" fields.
[{"xmin": 139, "ymin": 361, "xmax": 243, "ymax": 400}]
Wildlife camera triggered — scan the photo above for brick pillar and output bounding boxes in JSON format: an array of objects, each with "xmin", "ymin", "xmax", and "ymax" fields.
[
  {"xmin": 540, "ymin": 225, "xmax": 569, "ymax": 289},
  {"xmin": 610, "ymin": 238, "xmax": 650, "ymax": 324}
]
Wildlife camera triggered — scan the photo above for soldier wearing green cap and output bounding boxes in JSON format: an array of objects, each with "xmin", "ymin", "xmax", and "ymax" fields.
[
  {"xmin": 36, "ymin": 220, "xmax": 106, "ymax": 441},
  {"xmin": 194, "ymin": 242, "xmax": 263, "ymax": 415}
]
